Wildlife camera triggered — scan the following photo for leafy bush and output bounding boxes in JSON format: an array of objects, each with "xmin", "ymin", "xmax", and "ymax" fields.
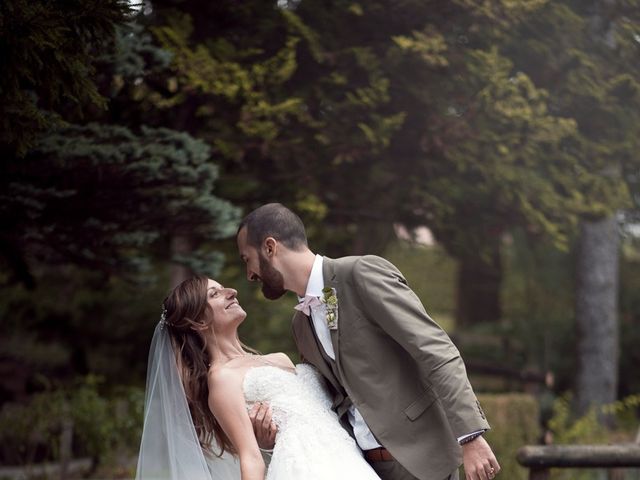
[
  {"xmin": 0, "ymin": 376, "xmax": 144, "ymax": 473},
  {"xmin": 545, "ymin": 394, "xmax": 640, "ymax": 480}
]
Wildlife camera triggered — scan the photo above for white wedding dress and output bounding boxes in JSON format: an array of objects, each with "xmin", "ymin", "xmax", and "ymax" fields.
[{"xmin": 243, "ymin": 363, "xmax": 381, "ymax": 480}]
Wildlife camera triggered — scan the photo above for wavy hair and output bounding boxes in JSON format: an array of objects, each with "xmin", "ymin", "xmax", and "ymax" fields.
[{"xmin": 163, "ymin": 275, "xmax": 252, "ymax": 456}]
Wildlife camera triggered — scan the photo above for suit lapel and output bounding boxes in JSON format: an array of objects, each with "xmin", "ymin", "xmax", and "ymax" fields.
[
  {"xmin": 292, "ymin": 310, "xmax": 321, "ymax": 363},
  {"xmin": 292, "ymin": 310, "xmax": 343, "ymax": 394}
]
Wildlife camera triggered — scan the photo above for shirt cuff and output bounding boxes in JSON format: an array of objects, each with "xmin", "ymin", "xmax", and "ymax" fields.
[
  {"xmin": 458, "ymin": 430, "xmax": 486, "ymax": 445},
  {"xmin": 259, "ymin": 447, "xmax": 274, "ymax": 456}
]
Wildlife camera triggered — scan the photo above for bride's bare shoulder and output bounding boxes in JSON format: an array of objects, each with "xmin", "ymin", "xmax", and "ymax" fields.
[
  {"xmin": 268, "ymin": 352, "xmax": 296, "ymax": 369},
  {"xmin": 208, "ymin": 363, "xmax": 244, "ymax": 390}
]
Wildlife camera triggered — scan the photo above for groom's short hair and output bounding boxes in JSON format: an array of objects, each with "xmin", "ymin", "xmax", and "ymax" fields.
[{"xmin": 238, "ymin": 203, "xmax": 308, "ymax": 251}]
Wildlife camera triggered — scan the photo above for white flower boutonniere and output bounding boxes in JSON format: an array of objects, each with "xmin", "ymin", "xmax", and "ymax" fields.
[{"xmin": 321, "ymin": 287, "xmax": 338, "ymax": 330}]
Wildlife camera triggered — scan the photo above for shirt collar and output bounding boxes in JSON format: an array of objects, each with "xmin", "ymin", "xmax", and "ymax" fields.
[{"xmin": 300, "ymin": 254, "xmax": 324, "ymax": 300}]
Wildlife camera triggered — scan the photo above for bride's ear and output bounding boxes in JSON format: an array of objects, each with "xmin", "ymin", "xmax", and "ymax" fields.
[{"xmin": 189, "ymin": 314, "xmax": 212, "ymax": 332}]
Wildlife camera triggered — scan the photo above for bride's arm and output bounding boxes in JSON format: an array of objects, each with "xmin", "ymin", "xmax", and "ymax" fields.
[{"xmin": 209, "ymin": 369, "xmax": 265, "ymax": 480}]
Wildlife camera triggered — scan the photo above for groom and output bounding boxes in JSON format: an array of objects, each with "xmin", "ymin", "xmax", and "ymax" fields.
[{"xmin": 236, "ymin": 203, "xmax": 500, "ymax": 480}]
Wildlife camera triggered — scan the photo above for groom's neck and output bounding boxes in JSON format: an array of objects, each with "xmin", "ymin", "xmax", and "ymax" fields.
[{"xmin": 279, "ymin": 248, "xmax": 316, "ymax": 297}]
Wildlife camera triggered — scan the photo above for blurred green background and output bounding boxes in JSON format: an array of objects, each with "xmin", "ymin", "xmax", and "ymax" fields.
[{"xmin": 1, "ymin": 0, "xmax": 639, "ymax": 478}]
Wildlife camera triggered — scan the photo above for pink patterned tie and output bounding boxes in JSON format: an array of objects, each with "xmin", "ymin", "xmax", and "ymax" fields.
[{"xmin": 294, "ymin": 295, "xmax": 322, "ymax": 315}]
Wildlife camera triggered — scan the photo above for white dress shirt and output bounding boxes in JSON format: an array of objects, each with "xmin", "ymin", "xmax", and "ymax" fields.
[{"xmin": 301, "ymin": 255, "xmax": 382, "ymax": 450}]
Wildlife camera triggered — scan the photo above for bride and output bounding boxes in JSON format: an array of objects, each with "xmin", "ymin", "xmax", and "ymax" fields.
[{"xmin": 135, "ymin": 275, "xmax": 380, "ymax": 480}]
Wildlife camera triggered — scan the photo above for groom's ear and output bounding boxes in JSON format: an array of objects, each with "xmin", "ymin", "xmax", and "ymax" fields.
[{"xmin": 263, "ymin": 237, "xmax": 277, "ymax": 257}]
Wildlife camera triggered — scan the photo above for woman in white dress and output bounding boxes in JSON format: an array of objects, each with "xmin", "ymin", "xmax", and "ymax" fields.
[{"xmin": 135, "ymin": 275, "xmax": 380, "ymax": 480}]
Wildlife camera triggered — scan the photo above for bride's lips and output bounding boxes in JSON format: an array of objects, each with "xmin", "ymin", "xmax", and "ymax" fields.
[{"xmin": 225, "ymin": 300, "xmax": 241, "ymax": 310}]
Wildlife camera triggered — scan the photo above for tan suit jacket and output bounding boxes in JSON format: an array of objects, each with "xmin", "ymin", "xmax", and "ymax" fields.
[{"xmin": 292, "ymin": 256, "xmax": 490, "ymax": 480}]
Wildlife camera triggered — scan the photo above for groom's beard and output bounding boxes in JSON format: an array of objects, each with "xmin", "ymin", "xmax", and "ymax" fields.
[{"xmin": 258, "ymin": 253, "xmax": 286, "ymax": 300}]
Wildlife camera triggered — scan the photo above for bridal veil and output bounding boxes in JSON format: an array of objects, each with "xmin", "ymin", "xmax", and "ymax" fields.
[{"xmin": 135, "ymin": 322, "xmax": 241, "ymax": 480}]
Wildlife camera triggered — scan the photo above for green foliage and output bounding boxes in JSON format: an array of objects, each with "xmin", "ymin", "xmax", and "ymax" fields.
[
  {"xmin": 546, "ymin": 394, "xmax": 640, "ymax": 480},
  {"xmin": 138, "ymin": 1, "xmax": 408, "ymax": 256},
  {"xmin": 102, "ymin": 21, "xmax": 173, "ymax": 80},
  {"xmin": 453, "ymin": 0, "xmax": 549, "ymax": 25},
  {"xmin": 474, "ymin": 394, "xmax": 541, "ymax": 480},
  {"xmin": 501, "ymin": 230, "xmax": 640, "ymax": 398},
  {"xmin": 0, "ymin": 0, "xmax": 131, "ymax": 155},
  {"xmin": 2, "ymin": 123, "xmax": 239, "ymax": 277},
  {"xmin": 548, "ymin": 395, "xmax": 609, "ymax": 445},
  {"xmin": 0, "ymin": 264, "xmax": 172, "ymax": 399},
  {"xmin": 501, "ymin": 230, "xmax": 577, "ymax": 387},
  {"xmin": 0, "ymin": 376, "xmax": 144, "ymax": 468},
  {"xmin": 601, "ymin": 394, "xmax": 640, "ymax": 421},
  {"xmin": 506, "ymin": 1, "xmax": 640, "ymax": 218},
  {"xmin": 428, "ymin": 47, "xmax": 580, "ymax": 254}
]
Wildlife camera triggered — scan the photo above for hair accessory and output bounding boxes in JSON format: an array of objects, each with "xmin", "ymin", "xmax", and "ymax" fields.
[{"xmin": 159, "ymin": 305, "xmax": 168, "ymax": 329}]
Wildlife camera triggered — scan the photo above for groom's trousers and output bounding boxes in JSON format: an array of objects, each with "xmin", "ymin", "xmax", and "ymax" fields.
[{"xmin": 370, "ymin": 459, "xmax": 459, "ymax": 480}]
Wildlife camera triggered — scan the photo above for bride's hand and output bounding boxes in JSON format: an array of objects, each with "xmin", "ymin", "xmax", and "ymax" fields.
[{"xmin": 249, "ymin": 402, "xmax": 277, "ymax": 450}]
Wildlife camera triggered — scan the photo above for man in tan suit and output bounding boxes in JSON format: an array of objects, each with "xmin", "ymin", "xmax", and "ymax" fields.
[{"xmin": 237, "ymin": 203, "xmax": 500, "ymax": 480}]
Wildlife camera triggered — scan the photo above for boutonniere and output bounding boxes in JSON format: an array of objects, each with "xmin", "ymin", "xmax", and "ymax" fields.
[{"xmin": 321, "ymin": 287, "xmax": 339, "ymax": 330}]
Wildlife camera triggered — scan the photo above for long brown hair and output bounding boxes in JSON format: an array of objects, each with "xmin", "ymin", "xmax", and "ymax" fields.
[{"xmin": 162, "ymin": 275, "xmax": 245, "ymax": 456}]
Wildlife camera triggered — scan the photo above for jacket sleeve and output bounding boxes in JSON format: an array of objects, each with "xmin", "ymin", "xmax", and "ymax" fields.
[{"xmin": 352, "ymin": 255, "xmax": 490, "ymax": 438}]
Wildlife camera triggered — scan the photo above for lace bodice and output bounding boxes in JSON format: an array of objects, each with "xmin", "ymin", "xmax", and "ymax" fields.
[{"xmin": 243, "ymin": 364, "xmax": 379, "ymax": 480}]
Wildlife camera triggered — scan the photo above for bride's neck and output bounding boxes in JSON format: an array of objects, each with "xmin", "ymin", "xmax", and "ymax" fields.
[{"xmin": 204, "ymin": 329, "xmax": 247, "ymax": 365}]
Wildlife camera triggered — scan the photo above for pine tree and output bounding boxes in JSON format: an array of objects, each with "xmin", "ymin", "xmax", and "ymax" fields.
[
  {"xmin": 5, "ymin": 123, "xmax": 238, "ymax": 277},
  {"xmin": 0, "ymin": 0, "xmax": 131, "ymax": 156},
  {"xmin": 1, "ymin": 4, "xmax": 240, "ymax": 285}
]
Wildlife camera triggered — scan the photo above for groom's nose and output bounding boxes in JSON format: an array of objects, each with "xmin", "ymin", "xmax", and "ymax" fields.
[{"xmin": 247, "ymin": 268, "xmax": 258, "ymax": 282}]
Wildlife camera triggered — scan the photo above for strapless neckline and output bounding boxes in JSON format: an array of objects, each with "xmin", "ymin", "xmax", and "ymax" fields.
[
  {"xmin": 242, "ymin": 364, "xmax": 296, "ymax": 387},
  {"xmin": 241, "ymin": 363, "xmax": 380, "ymax": 480}
]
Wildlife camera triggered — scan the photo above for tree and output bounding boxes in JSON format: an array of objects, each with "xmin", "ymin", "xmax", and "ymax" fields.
[
  {"xmin": 143, "ymin": 0, "xmax": 616, "ymax": 328},
  {"xmin": 510, "ymin": 1, "xmax": 640, "ymax": 420},
  {"xmin": 575, "ymin": 217, "xmax": 619, "ymax": 423},
  {"xmin": 0, "ymin": 4, "xmax": 241, "ymax": 401},
  {"xmin": 0, "ymin": 0, "xmax": 131, "ymax": 156},
  {"xmin": 505, "ymin": 0, "xmax": 640, "ymax": 420},
  {"xmin": 133, "ymin": 0, "xmax": 405, "ymax": 256},
  {"xmin": 5, "ymin": 123, "xmax": 239, "ymax": 278},
  {"xmin": 307, "ymin": 0, "xmax": 585, "ymax": 325},
  {"xmin": 0, "ymin": 3, "xmax": 240, "ymax": 286},
  {"xmin": 394, "ymin": 46, "xmax": 578, "ymax": 325}
]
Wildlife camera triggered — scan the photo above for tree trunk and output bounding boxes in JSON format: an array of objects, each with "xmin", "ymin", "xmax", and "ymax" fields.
[
  {"xmin": 59, "ymin": 402, "xmax": 73, "ymax": 480},
  {"xmin": 455, "ymin": 242, "xmax": 503, "ymax": 326},
  {"xmin": 575, "ymin": 215, "xmax": 619, "ymax": 424},
  {"xmin": 350, "ymin": 221, "xmax": 396, "ymax": 256},
  {"xmin": 170, "ymin": 235, "xmax": 194, "ymax": 288}
]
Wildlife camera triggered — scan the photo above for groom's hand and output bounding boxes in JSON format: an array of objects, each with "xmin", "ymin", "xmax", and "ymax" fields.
[
  {"xmin": 462, "ymin": 435, "xmax": 500, "ymax": 480},
  {"xmin": 249, "ymin": 402, "xmax": 277, "ymax": 450}
]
